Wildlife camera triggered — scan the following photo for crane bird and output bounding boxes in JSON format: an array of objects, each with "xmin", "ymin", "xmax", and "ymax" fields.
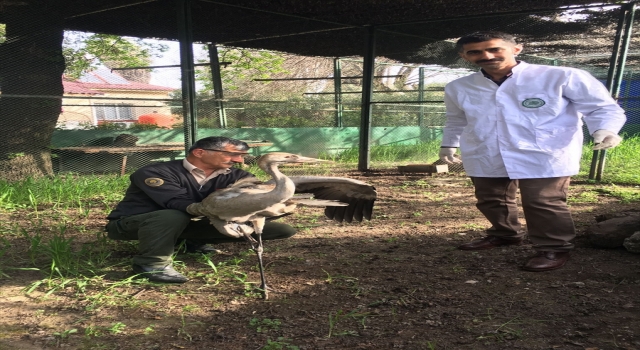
[{"xmin": 188, "ymin": 152, "xmax": 377, "ymax": 299}]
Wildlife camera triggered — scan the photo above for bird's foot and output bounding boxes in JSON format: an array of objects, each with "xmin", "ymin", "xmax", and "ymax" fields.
[
  {"xmin": 251, "ymin": 245, "xmax": 263, "ymax": 254},
  {"xmin": 256, "ymin": 283, "xmax": 283, "ymax": 299},
  {"xmin": 243, "ymin": 233, "xmax": 258, "ymax": 245}
]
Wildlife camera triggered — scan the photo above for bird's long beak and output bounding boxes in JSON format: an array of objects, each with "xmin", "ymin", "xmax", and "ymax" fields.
[{"xmin": 292, "ymin": 155, "xmax": 331, "ymax": 164}]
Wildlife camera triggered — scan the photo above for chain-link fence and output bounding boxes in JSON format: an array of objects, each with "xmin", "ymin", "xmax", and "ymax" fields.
[{"xmin": 1, "ymin": 2, "xmax": 638, "ymax": 182}]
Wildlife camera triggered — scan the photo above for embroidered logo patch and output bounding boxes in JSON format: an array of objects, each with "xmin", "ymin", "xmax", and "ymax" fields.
[
  {"xmin": 522, "ymin": 98, "xmax": 546, "ymax": 108},
  {"xmin": 144, "ymin": 178, "xmax": 164, "ymax": 187}
]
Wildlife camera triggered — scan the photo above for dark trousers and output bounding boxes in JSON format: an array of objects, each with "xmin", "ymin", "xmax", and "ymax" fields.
[
  {"xmin": 105, "ymin": 209, "xmax": 297, "ymax": 267},
  {"xmin": 471, "ymin": 177, "xmax": 575, "ymax": 252}
]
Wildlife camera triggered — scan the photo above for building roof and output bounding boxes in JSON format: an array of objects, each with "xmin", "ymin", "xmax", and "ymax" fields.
[
  {"xmin": 63, "ymin": 68, "xmax": 175, "ymax": 95},
  {"xmin": 62, "ymin": 80, "xmax": 104, "ymax": 95}
]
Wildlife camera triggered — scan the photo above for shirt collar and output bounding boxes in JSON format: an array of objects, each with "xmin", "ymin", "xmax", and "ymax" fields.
[
  {"xmin": 480, "ymin": 60, "xmax": 523, "ymax": 85},
  {"xmin": 182, "ymin": 158, "xmax": 231, "ymax": 183}
]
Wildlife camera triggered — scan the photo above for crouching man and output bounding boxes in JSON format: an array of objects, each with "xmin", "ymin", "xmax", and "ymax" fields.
[{"xmin": 105, "ymin": 136, "xmax": 296, "ymax": 283}]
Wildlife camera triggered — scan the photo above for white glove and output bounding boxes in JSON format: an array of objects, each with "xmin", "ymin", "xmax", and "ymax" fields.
[
  {"xmin": 592, "ymin": 130, "xmax": 622, "ymax": 150},
  {"xmin": 439, "ymin": 147, "xmax": 462, "ymax": 164}
]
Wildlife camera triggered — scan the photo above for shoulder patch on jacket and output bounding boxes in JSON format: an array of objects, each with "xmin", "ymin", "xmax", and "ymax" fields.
[
  {"xmin": 144, "ymin": 178, "xmax": 165, "ymax": 187},
  {"xmin": 522, "ymin": 98, "xmax": 545, "ymax": 108}
]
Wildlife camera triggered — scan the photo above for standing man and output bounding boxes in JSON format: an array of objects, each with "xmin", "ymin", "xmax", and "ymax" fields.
[
  {"xmin": 106, "ymin": 136, "xmax": 296, "ymax": 283},
  {"xmin": 439, "ymin": 31, "xmax": 626, "ymax": 271}
]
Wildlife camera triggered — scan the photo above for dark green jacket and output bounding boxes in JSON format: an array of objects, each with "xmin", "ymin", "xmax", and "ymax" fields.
[{"xmin": 107, "ymin": 160, "xmax": 252, "ymax": 220}]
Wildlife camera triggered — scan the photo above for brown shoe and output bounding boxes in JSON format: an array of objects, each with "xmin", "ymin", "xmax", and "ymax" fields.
[
  {"xmin": 458, "ymin": 236, "xmax": 522, "ymax": 251},
  {"xmin": 522, "ymin": 251, "xmax": 570, "ymax": 272}
]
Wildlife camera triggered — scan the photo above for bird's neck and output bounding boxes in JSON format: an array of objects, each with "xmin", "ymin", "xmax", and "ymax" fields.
[{"xmin": 264, "ymin": 162, "xmax": 295, "ymax": 200}]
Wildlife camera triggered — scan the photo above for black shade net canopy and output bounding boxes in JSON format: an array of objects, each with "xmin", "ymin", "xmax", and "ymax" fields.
[{"xmin": 0, "ymin": 0, "xmax": 631, "ymax": 67}]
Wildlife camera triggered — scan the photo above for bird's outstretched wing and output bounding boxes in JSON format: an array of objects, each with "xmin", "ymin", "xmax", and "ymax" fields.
[{"xmin": 271, "ymin": 176, "xmax": 377, "ymax": 223}]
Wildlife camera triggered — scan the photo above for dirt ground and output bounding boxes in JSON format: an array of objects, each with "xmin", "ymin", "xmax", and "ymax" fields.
[{"xmin": 0, "ymin": 171, "xmax": 639, "ymax": 350}]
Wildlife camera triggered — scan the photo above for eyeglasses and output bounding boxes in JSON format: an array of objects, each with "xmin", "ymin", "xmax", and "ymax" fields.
[{"xmin": 201, "ymin": 149, "xmax": 250, "ymax": 158}]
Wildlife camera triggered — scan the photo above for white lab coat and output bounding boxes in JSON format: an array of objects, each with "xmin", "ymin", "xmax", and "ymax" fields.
[{"xmin": 442, "ymin": 62, "xmax": 626, "ymax": 179}]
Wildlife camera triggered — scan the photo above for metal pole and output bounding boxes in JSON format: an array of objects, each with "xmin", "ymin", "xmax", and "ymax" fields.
[
  {"xmin": 595, "ymin": 147, "xmax": 608, "ymax": 182},
  {"xmin": 207, "ymin": 44, "xmax": 228, "ymax": 128},
  {"xmin": 418, "ymin": 67, "xmax": 425, "ymax": 127},
  {"xmin": 596, "ymin": 2, "xmax": 636, "ymax": 181},
  {"xmin": 359, "ymin": 26, "xmax": 376, "ymax": 172},
  {"xmin": 253, "ymin": 75, "xmax": 402, "ymax": 81},
  {"xmin": 589, "ymin": 3, "xmax": 629, "ymax": 180},
  {"xmin": 177, "ymin": 0, "xmax": 197, "ymax": 150},
  {"xmin": 333, "ymin": 57, "xmax": 343, "ymax": 127},
  {"xmin": 110, "ymin": 62, "xmax": 231, "ymax": 71},
  {"xmin": 612, "ymin": 3, "xmax": 635, "ymax": 99}
]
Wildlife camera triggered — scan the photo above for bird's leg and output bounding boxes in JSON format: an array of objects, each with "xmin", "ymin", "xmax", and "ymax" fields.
[
  {"xmin": 224, "ymin": 222, "xmax": 268, "ymax": 299},
  {"xmin": 250, "ymin": 218, "xmax": 269, "ymax": 299}
]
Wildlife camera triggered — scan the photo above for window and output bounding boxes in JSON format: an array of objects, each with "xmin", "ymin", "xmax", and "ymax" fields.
[{"xmin": 94, "ymin": 104, "xmax": 134, "ymax": 121}]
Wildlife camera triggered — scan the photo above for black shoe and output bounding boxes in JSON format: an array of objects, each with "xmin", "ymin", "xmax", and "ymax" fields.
[
  {"xmin": 522, "ymin": 251, "xmax": 570, "ymax": 272},
  {"xmin": 185, "ymin": 240, "xmax": 219, "ymax": 254},
  {"xmin": 132, "ymin": 264, "xmax": 188, "ymax": 283},
  {"xmin": 458, "ymin": 236, "xmax": 522, "ymax": 251}
]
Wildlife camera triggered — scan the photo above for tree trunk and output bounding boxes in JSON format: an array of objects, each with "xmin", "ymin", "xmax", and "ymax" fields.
[{"xmin": 0, "ymin": 2, "xmax": 65, "ymax": 181}]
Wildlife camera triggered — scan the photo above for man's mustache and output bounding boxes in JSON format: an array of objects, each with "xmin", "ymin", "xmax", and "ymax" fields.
[{"xmin": 476, "ymin": 58, "xmax": 504, "ymax": 63}]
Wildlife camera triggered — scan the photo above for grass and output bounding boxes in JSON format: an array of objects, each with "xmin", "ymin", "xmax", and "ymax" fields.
[
  {"xmin": 249, "ymin": 317, "xmax": 282, "ymax": 333},
  {"xmin": 0, "ymin": 174, "xmax": 274, "ymax": 310},
  {"xmin": 322, "ymin": 140, "xmax": 442, "ymax": 164},
  {"xmin": 262, "ymin": 337, "xmax": 300, "ymax": 350},
  {"xmin": 327, "ymin": 308, "xmax": 369, "ymax": 338},
  {"xmin": 568, "ymin": 190, "xmax": 601, "ymax": 204},
  {"xmin": 578, "ymin": 135, "xmax": 640, "ymax": 184},
  {"xmin": 246, "ymin": 136, "xmax": 640, "ymax": 184},
  {"xmin": 0, "ymin": 174, "xmax": 129, "ymax": 211},
  {"xmin": 597, "ymin": 186, "xmax": 640, "ymax": 202},
  {"xmin": 0, "ymin": 138, "xmax": 637, "ymax": 347}
]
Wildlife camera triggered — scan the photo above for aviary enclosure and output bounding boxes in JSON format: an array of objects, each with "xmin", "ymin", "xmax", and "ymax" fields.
[{"xmin": 0, "ymin": 1, "xmax": 639, "ymax": 349}]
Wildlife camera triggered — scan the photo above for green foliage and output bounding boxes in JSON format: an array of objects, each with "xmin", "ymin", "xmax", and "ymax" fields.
[
  {"xmin": 595, "ymin": 186, "xmax": 640, "ymax": 203},
  {"xmin": 71, "ymin": 121, "xmax": 170, "ymax": 132},
  {"xmin": 53, "ymin": 328, "xmax": 78, "ymax": 339},
  {"xmin": 63, "ymin": 33, "xmax": 168, "ymax": 79},
  {"xmin": 578, "ymin": 135, "xmax": 640, "ymax": 184},
  {"xmin": 76, "ymin": 122, "xmax": 129, "ymax": 131},
  {"xmin": 329, "ymin": 140, "xmax": 442, "ymax": 164},
  {"xmin": 327, "ymin": 309, "xmax": 368, "ymax": 337},
  {"xmin": 143, "ymin": 324, "xmax": 155, "ymax": 335},
  {"xmin": 0, "ymin": 238, "xmax": 11, "ymax": 278},
  {"xmin": 0, "ymin": 23, "xmax": 5, "ymax": 44},
  {"xmin": 0, "ymin": 174, "xmax": 129, "ymax": 210},
  {"xmin": 317, "ymin": 136, "xmax": 640, "ymax": 185},
  {"xmin": 6, "ymin": 152, "xmax": 26, "ymax": 160},
  {"xmin": 249, "ymin": 318, "xmax": 282, "ymax": 333},
  {"xmin": 255, "ymin": 114, "xmax": 328, "ymax": 128},
  {"xmin": 107, "ymin": 322, "xmax": 127, "ymax": 334},
  {"xmin": 196, "ymin": 46, "xmax": 289, "ymax": 93},
  {"xmin": 568, "ymin": 190, "xmax": 600, "ymax": 204},
  {"xmin": 262, "ymin": 337, "xmax": 300, "ymax": 350}
]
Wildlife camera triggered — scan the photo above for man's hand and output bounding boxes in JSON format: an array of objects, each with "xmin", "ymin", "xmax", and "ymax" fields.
[
  {"xmin": 592, "ymin": 130, "xmax": 622, "ymax": 150},
  {"xmin": 209, "ymin": 217, "xmax": 255, "ymax": 239},
  {"xmin": 186, "ymin": 202, "xmax": 206, "ymax": 216},
  {"xmin": 187, "ymin": 204, "xmax": 255, "ymax": 239},
  {"xmin": 439, "ymin": 147, "xmax": 462, "ymax": 164}
]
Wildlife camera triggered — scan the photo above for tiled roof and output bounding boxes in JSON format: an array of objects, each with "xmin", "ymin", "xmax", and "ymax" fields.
[
  {"xmin": 63, "ymin": 80, "xmax": 104, "ymax": 95},
  {"xmin": 64, "ymin": 68, "xmax": 175, "ymax": 95}
]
